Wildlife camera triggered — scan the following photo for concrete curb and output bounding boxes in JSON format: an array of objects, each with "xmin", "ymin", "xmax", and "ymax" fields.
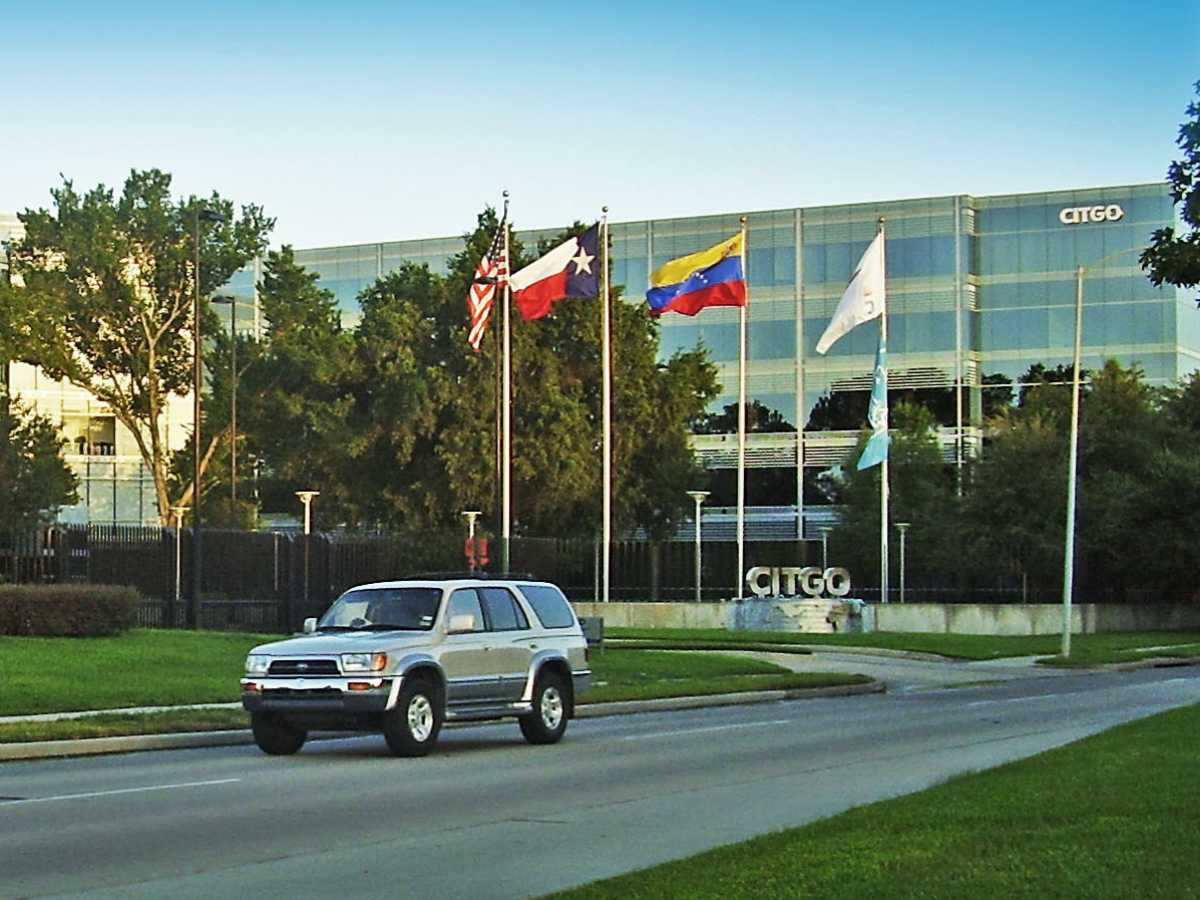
[
  {"xmin": 1104, "ymin": 656, "xmax": 1200, "ymax": 673},
  {"xmin": 608, "ymin": 639, "xmax": 956, "ymax": 663},
  {"xmin": 0, "ymin": 729, "xmax": 256, "ymax": 761},
  {"xmin": 0, "ymin": 681, "xmax": 884, "ymax": 762}
]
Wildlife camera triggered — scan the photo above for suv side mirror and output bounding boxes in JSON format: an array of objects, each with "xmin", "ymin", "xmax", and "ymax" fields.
[
  {"xmin": 447, "ymin": 613, "xmax": 477, "ymax": 634},
  {"xmin": 303, "ymin": 617, "xmax": 317, "ymax": 634}
]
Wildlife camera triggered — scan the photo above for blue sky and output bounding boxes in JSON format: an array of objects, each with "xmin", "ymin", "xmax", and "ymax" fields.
[{"xmin": 3, "ymin": 0, "xmax": 1195, "ymax": 248}]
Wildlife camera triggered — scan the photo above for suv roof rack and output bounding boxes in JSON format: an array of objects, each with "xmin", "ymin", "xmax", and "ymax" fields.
[{"xmin": 402, "ymin": 571, "xmax": 540, "ymax": 581}]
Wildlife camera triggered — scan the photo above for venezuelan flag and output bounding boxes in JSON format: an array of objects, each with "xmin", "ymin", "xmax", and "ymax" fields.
[{"xmin": 645, "ymin": 233, "xmax": 746, "ymax": 317}]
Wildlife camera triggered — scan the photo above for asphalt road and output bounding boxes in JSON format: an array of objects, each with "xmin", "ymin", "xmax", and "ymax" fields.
[{"xmin": 2, "ymin": 666, "xmax": 1196, "ymax": 899}]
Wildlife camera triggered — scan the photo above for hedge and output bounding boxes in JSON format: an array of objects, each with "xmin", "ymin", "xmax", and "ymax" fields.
[{"xmin": 0, "ymin": 584, "xmax": 140, "ymax": 637}]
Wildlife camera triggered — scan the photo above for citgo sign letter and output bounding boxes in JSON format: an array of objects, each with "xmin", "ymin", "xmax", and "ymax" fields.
[
  {"xmin": 1058, "ymin": 204, "xmax": 1124, "ymax": 225},
  {"xmin": 745, "ymin": 566, "xmax": 851, "ymax": 599}
]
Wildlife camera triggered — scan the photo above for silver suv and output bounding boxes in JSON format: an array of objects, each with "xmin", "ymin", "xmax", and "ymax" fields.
[{"xmin": 241, "ymin": 577, "xmax": 591, "ymax": 757}]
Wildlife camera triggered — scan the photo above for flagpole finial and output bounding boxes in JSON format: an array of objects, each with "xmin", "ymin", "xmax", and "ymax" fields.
[
  {"xmin": 502, "ymin": 190, "xmax": 509, "ymax": 199},
  {"xmin": 739, "ymin": 215, "xmax": 747, "ymax": 226},
  {"xmin": 602, "ymin": 205, "xmax": 608, "ymax": 215}
]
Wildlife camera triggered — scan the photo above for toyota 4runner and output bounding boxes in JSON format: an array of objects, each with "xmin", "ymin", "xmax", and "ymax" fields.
[{"xmin": 241, "ymin": 576, "xmax": 591, "ymax": 757}]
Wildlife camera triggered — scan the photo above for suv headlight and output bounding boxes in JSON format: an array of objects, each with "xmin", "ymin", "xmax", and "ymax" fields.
[
  {"xmin": 341, "ymin": 652, "xmax": 388, "ymax": 673},
  {"xmin": 245, "ymin": 654, "xmax": 271, "ymax": 675}
]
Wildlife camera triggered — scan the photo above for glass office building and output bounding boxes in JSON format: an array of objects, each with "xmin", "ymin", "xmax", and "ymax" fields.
[
  {"xmin": 9, "ymin": 183, "xmax": 1191, "ymax": 528},
  {"xmin": 284, "ymin": 182, "xmax": 1190, "ymax": 536}
]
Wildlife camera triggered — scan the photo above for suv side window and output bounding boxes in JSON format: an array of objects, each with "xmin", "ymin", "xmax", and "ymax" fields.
[
  {"xmin": 517, "ymin": 584, "xmax": 576, "ymax": 629},
  {"xmin": 445, "ymin": 589, "xmax": 485, "ymax": 632},
  {"xmin": 479, "ymin": 587, "xmax": 529, "ymax": 631}
]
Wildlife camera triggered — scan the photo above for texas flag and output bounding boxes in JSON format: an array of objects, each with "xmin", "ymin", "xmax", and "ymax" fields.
[{"xmin": 509, "ymin": 224, "xmax": 600, "ymax": 320}]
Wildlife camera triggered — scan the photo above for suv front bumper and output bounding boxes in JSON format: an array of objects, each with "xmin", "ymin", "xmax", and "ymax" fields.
[{"xmin": 241, "ymin": 676, "xmax": 397, "ymax": 714}]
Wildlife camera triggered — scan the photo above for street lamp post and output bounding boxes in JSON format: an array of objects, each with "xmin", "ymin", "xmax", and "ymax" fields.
[
  {"xmin": 211, "ymin": 295, "xmax": 238, "ymax": 505},
  {"xmin": 686, "ymin": 491, "xmax": 710, "ymax": 603},
  {"xmin": 171, "ymin": 505, "xmax": 189, "ymax": 625},
  {"xmin": 462, "ymin": 510, "xmax": 482, "ymax": 571},
  {"xmin": 191, "ymin": 206, "xmax": 226, "ymax": 629},
  {"xmin": 894, "ymin": 521, "xmax": 911, "ymax": 604},
  {"xmin": 296, "ymin": 491, "xmax": 319, "ymax": 615}
]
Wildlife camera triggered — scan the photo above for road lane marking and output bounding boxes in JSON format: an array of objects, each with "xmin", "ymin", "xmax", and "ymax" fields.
[
  {"xmin": 966, "ymin": 695, "xmax": 1061, "ymax": 707},
  {"xmin": 622, "ymin": 720, "xmax": 791, "ymax": 742},
  {"xmin": 0, "ymin": 778, "xmax": 240, "ymax": 807}
]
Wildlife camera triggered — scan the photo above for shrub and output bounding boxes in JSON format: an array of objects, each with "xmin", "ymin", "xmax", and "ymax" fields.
[{"xmin": 0, "ymin": 584, "xmax": 139, "ymax": 637}]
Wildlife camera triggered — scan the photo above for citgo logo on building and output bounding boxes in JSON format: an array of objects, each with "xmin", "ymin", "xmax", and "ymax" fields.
[{"xmin": 1059, "ymin": 204, "xmax": 1125, "ymax": 225}]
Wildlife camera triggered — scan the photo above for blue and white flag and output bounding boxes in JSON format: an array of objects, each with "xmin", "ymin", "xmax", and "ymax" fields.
[{"xmin": 857, "ymin": 335, "xmax": 890, "ymax": 470}]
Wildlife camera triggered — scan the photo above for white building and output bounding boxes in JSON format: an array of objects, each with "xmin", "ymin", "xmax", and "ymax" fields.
[{"xmin": 2, "ymin": 213, "xmax": 194, "ymax": 526}]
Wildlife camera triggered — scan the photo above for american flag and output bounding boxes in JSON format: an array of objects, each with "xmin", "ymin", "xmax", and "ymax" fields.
[{"xmin": 467, "ymin": 221, "xmax": 507, "ymax": 352}]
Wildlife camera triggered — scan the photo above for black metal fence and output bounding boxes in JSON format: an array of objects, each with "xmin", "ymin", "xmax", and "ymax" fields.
[{"xmin": 1, "ymin": 525, "xmax": 1182, "ymax": 634}]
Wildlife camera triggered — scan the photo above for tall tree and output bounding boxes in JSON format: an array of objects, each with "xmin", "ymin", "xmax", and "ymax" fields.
[
  {"xmin": 0, "ymin": 401, "xmax": 79, "ymax": 537},
  {"xmin": 3, "ymin": 170, "xmax": 272, "ymax": 523},
  {"xmin": 961, "ymin": 408, "xmax": 1067, "ymax": 599},
  {"xmin": 329, "ymin": 211, "xmax": 718, "ymax": 537},
  {"xmin": 225, "ymin": 246, "xmax": 357, "ymax": 526},
  {"xmin": 1141, "ymin": 80, "xmax": 1200, "ymax": 304},
  {"xmin": 828, "ymin": 401, "xmax": 959, "ymax": 594}
]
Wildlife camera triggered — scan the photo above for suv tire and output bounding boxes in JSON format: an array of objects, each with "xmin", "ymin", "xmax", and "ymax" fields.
[
  {"xmin": 251, "ymin": 712, "xmax": 307, "ymax": 755},
  {"xmin": 383, "ymin": 676, "xmax": 443, "ymax": 757},
  {"xmin": 519, "ymin": 671, "xmax": 569, "ymax": 745}
]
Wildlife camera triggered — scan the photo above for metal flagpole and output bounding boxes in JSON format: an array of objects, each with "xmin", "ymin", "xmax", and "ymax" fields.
[
  {"xmin": 601, "ymin": 208, "xmax": 612, "ymax": 604},
  {"xmin": 1062, "ymin": 264, "xmax": 1085, "ymax": 657},
  {"xmin": 501, "ymin": 192, "xmax": 512, "ymax": 574},
  {"xmin": 878, "ymin": 218, "xmax": 889, "ymax": 604},
  {"xmin": 737, "ymin": 216, "xmax": 748, "ymax": 600},
  {"xmin": 794, "ymin": 209, "xmax": 805, "ymax": 542}
]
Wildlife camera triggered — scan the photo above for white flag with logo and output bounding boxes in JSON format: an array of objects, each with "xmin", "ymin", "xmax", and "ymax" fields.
[{"xmin": 815, "ymin": 232, "xmax": 885, "ymax": 354}]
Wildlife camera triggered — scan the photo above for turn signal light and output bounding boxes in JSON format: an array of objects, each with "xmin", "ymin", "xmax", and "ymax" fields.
[
  {"xmin": 244, "ymin": 682, "xmax": 261, "ymax": 693},
  {"xmin": 347, "ymin": 682, "xmax": 373, "ymax": 692}
]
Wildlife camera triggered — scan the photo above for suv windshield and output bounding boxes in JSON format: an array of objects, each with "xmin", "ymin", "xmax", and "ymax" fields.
[{"xmin": 317, "ymin": 587, "xmax": 442, "ymax": 631}]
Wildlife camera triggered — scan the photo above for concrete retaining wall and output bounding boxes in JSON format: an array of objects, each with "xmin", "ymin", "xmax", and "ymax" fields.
[{"xmin": 572, "ymin": 600, "xmax": 1200, "ymax": 635}]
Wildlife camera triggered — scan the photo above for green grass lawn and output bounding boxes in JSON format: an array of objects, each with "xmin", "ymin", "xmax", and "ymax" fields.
[
  {"xmin": 609, "ymin": 627, "xmax": 1200, "ymax": 665},
  {"xmin": 583, "ymin": 649, "xmax": 867, "ymax": 703},
  {"xmin": 549, "ymin": 702, "xmax": 1200, "ymax": 900},
  {"xmin": 0, "ymin": 630, "xmax": 867, "ymax": 740},
  {"xmin": 0, "ymin": 629, "xmax": 272, "ymax": 716}
]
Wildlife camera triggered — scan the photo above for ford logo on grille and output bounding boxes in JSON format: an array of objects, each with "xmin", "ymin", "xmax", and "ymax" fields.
[{"xmin": 297, "ymin": 663, "xmax": 309, "ymax": 672}]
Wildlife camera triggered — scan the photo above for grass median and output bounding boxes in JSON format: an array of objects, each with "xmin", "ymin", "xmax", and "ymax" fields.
[
  {"xmin": 549, "ymin": 702, "xmax": 1200, "ymax": 900},
  {"xmin": 609, "ymin": 627, "xmax": 1200, "ymax": 665},
  {"xmin": 0, "ymin": 630, "xmax": 866, "ymax": 743}
]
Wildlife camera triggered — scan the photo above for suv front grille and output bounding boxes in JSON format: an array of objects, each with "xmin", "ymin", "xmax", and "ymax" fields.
[{"xmin": 268, "ymin": 658, "xmax": 340, "ymax": 676}]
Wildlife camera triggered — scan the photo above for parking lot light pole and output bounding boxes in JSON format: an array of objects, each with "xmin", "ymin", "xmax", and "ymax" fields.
[
  {"xmin": 171, "ymin": 506, "xmax": 189, "ymax": 623},
  {"xmin": 894, "ymin": 522, "xmax": 911, "ymax": 604},
  {"xmin": 686, "ymin": 491, "xmax": 710, "ymax": 603},
  {"xmin": 462, "ymin": 510, "xmax": 481, "ymax": 571},
  {"xmin": 296, "ymin": 491, "xmax": 319, "ymax": 612}
]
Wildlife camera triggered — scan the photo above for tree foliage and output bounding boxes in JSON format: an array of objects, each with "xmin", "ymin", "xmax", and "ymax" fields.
[
  {"xmin": 3, "ymin": 169, "xmax": 272, "ymax": 523},
  {"xmin": 0, "ymin": 401, "xmax": 79, "ymax": 536},
  {"xmin": 827, "ymin": 401, "xmax": 960, "ymax": 595},
  {"xmin": 1141, "ymin": 80, "xmax": 1200, "ymax": 302},
  {"xmin": 229, "ymin": 211, "xmax": 719, "ymax": 539}
]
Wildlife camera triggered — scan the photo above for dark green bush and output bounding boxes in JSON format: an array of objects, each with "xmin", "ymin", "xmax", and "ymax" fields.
[{"xmin": 0, "ymin": 584, "xmax": 139, "ymax": 636}]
